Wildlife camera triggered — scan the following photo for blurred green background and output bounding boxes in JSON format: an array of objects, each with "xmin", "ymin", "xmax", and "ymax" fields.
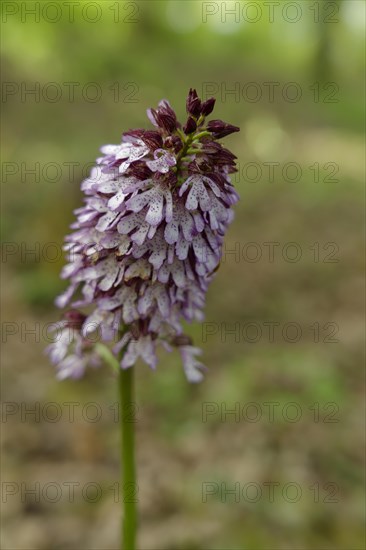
[{"xmin": 1, "ymin": 1, "xmax": 365, "ymax": 549}]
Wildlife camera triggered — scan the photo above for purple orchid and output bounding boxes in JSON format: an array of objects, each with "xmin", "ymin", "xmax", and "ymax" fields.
[{"xmin": 47, "ymin": 89, "xmax": 239, "ymax": 382}]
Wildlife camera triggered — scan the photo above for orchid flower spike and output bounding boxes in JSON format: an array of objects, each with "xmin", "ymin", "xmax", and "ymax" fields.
[{"xmin": 46, "ymin": 89, "xmax": 240, "ymax": 382}]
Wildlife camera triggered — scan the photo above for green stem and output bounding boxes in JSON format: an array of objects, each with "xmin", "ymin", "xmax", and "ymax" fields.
[
  {"xmin": 119, "ymin": 366, "xmax": 137, "ymax": 550},
  {"xmin": 174, "ymin": 133, "xmax": 194, "ymax": 175},
  {"xmin": 174, "ymin": 128, "xmax": 211, "ymax": 176},
  {"xmin": 95, "ymin": 343, "xmax": 120, "ymax": 373},
  {"xmin": 193, "ymin": 130, "xmax": 211, "ymax": 141}
]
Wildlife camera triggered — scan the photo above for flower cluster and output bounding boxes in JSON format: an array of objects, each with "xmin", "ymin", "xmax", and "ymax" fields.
[{"xmin": 47, "ymin": 89, "xmax": 239, "ymax": 382}]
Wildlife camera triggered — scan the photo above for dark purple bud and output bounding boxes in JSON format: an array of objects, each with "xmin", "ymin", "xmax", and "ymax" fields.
[
  {"xmin": 156, "ymin": 100, "xmax": 178, "ymax": 132},
  {"xmin": 204, "ymin": 143, "xmax": 237, "ymax": 165},
  {"xmin": 140, "ymin": 130, "xmax": 163, "ymax": 150},
  {"xmin": 173, "ymin": 136, "xmax": 183, "ymax": 153},
  {"xmin": 195, "ymin": 157, "xmax": 211, "ymax": 171},
  {"xmin": 123, "ymin": 128, "xmax": 145, "ymax": 140},
  {"xmin": 156, "ymin": 113, "xmax": 177, "ymax": 133},
  {"xmin": 63, "ymin": 309, "xmax": 86, "ymax": 329},
  {"xmin": 186, "ymin": 88, "xmax": 201, "ymax": 118},
  {"xmin": 198, "ymin": 140, "xmax": 218, "ymax": 153},
  {"xmin": 187, "ymin": 160, "xmax": 201, "ymax": 173},
  {"xmin": 201, "ymin": 97, "xmax": 216, "ymax": 116},
  {"xmin": 183, "ymin": 116, "xmax": 197, "ymax": 134},
  {"xmin": 188, "ymin": 157, "xmax": 212, "ymax": 174},
  {"xmin": 164, "ymin": 136, "xmax": 173, "ymax": 148},
  {"xmin": 165, "ymin": 135, "xmax": 183, "ymax": 153},
  {"xmin": 205, "ymin": 172, "xmax": 227, "ymax": 188},
  {"xmin": 207, "ymin": 119, "xmax": 240, "ymax": 139},
  {"xmin": 128, "ymin": 161, "xmax": 153, "ymax": 180},
  {"xmin": 226, "ymin": 165, "xmax": 237, "ymax": 174},
  {"xmin": 159, "ymin": 100, "xmax": 176, "ymax": 118}
]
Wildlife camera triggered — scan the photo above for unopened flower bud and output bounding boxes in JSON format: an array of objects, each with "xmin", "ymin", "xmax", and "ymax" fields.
[
  {"xmin": 207, "ymin": 119, "xmax": 240, "ymax": 138},
  {"xmin": 186, "ymin": 88, "xmax": 201, "ymax": 118},
  {"xmin": 201, "ymin": 97, "xmax": 216, "ymax": 116},
  {"xmin": 183, "ymin": 116, "xmax": 197, "ymax": 134}
]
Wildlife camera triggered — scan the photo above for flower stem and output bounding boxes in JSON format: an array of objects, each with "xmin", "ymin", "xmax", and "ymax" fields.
[
  {"xmin": 95, "ymin": 343, "xmax": 120, "ymax": 373},
  {"xmin": 174, "ymin": 133, "xmax": 194, "ymax": 175},
  {"xmin": 193, "ymin": 130, "xmax": 211, "ymax": 141},
  {"xmin": 119, "ymin": 366, "xmax": 137, "ymax": 550}
]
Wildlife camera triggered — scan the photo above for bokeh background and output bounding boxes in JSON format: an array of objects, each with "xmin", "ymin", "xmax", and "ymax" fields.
[{"xmin": 1, "ymin": 1, "xmax": 365, "ymax": 549}]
